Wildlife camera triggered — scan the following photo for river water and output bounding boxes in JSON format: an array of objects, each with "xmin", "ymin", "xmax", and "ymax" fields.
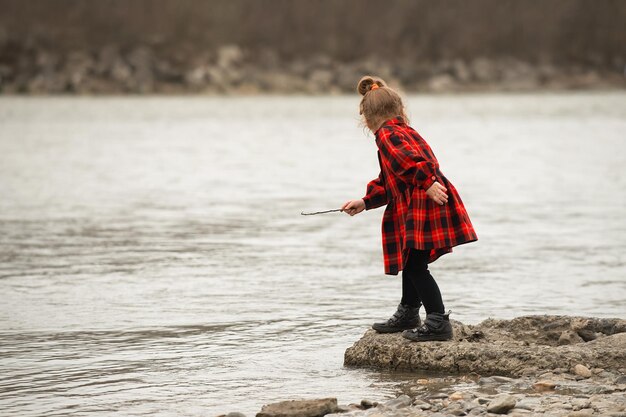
[{"xmin": 0, "ymin": 93, "xmax": 624, "ymax": 416}]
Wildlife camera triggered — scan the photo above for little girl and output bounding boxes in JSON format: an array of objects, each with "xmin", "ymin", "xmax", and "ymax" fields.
[{"xmin": 342, "ymin": 76, "xmax": 478, "ymax": 342}]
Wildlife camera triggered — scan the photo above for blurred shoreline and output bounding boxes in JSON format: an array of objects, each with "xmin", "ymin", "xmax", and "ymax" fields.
[
  {"xmin": 2, "ymin": 0, "xmax": 625, "ymax": 95},
  {"xmin": 2, "ymin": 43, "xmax": 624, "ymax": 95}
]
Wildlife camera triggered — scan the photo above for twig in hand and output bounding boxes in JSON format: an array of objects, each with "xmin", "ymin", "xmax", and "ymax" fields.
[{"xmin": 301, "ymin": 208, "xmax": 343, "ymax": 216}]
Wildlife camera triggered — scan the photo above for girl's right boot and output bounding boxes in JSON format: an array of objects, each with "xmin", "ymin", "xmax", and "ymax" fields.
[
  {"xmin": 402, "ymin": 310, "xmax": 453, "ymax": 341},
  {"xmin": 372, "ymin": 303, "xmax": 422, "ymax": 333}
]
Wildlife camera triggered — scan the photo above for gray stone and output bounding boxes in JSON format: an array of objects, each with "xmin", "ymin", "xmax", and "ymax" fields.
[
  {"xmin": 256, "ymin": 398, "xmax": 339, "ymax": 417},
  {"xmin": 486, "ymin": 394, "xmax": 517, "ymax": 414},
  {"xmin": 381, "ymin": 395, "xmax": 411, "ymax": 409},
  {"xmin": 226, "ymin": 413, "xmax": 247, "ymax": 417}
]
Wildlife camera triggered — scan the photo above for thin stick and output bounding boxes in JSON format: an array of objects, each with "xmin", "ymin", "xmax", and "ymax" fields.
[{"xmin": 301, "ymin": 208, "xmax": 344, "ymax": 216}]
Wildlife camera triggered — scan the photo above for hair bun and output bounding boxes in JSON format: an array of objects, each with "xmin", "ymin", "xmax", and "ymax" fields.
[{"xmin": 357, "ymin": 75, "xmax": 387, "ymax": 96}]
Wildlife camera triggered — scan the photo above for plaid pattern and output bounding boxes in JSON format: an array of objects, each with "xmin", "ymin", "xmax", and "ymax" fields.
[{"xmin": 362, "ymin": 116, "xmax": 478, "ymax": 275}]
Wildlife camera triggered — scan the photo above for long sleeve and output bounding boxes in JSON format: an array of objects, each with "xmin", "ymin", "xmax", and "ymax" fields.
[
  {"xmin": 362, "ymin": 172, "xmax": 388, "ymax": 210},
  {"xmin": 376, "ymin": 131, "xmax": 438, "ymax": 191}
]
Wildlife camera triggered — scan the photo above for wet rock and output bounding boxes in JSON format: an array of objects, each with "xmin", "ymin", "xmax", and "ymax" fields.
[
  {"xmin": 360, "ymin": 399, "xmax": 375, "ymax": 409},
  {"xmin": 574, "ymin": 364, "xmax": 593, "ymax": 378},
  {"xmin": 344, "ymin": 315, "xmax": 626, "ymax": 377},
  {"xmin": 486, "ymin": 394, "xmax": 517, "ymax": 414},
  {"xmin": 256, "ymin": 398, "xmax": 339, "ymax": 417},
  {"xmin": 381, "ymin": 395, "xmax": 411, "ymax": 409}
]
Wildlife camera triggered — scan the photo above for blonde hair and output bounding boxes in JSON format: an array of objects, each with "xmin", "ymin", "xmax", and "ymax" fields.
[{"xmin": 357, "ymin": 75, "xmax": 410, "ymax": 133}]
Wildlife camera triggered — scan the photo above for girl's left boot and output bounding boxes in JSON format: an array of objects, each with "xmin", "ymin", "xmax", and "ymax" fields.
[
  {"xmin": 372, "ymin": 303, "xmax": 421, "ymax": 333},
  {"xmin": 402, "ymin": 310, "xmax": 453, "ymax": 342}
]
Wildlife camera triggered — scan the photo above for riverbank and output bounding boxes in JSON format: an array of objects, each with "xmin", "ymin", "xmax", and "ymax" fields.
[
  {"xmin": 220, "ymin": 315, "xmax": 626, "ymax": 417},
  {"xmin": 1, "ymin": 39, "xmax": 624, "ymax": 95},
  {"xmin": 237, "ymin": 369, "xmax": 626, "ymax": 417},
  {"xmin": 241, "ymin": 367, "xmax": 626, "ymax": 416}
]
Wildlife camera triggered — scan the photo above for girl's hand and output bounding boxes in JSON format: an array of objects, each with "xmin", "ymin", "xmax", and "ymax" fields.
[
  {"xmin": 426, "ymin": 181, "xmax": 448, "ymax": 205},
  {"xmin": 341, "ymin": 199, "xmax": 366, "ymax": 216}
]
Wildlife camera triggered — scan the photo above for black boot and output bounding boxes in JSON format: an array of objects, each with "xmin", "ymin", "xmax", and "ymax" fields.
[
  {"xmin": 372, "ymin": 303, "xmax": 422, "ymax": 333},
  {"xmin": 402, "ymin": 310, "xmax": 453, "ymax": 341}
]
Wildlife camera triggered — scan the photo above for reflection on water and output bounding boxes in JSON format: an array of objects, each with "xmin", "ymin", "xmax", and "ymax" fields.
[{"xmin": 0, "ymin": 93, "xmax": 625, "ymax": 416}]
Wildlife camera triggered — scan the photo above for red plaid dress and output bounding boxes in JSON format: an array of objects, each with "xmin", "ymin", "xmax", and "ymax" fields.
[{"xmin": 362, "ymin": 116, "xmax": 478, "ymax": 275}]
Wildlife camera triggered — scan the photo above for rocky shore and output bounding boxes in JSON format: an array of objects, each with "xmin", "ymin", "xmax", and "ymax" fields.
[
  {"xmin": 219, "ymin": 315, "xmax": 625, "ymax": 417},
  {"xmin": 1, "ymin": 32, "xmax": 624, "ymax": 95}
]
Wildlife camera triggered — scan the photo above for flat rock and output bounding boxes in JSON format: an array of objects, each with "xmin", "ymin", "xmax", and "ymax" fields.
[
  {"xmin": 257, "ymin": 398, "xmax": 339, "ymax": 417},
  {"xmin": 344, "ymin": 315, "xmax": 626, "ymax": 377}
]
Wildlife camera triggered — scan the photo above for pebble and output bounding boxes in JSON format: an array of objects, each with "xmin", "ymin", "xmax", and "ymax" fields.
[
  {"xmin": 575, "ymin": 364, "xmax": 593, "ymax": 378},
  {"xmin": 448, "ymin": 391, "xmax": 466, "ymax": 401},
  {"xmin": 533, "ymin": 380, "xmax": 558, "ymax": 391},
  {"xmin": 486, "ymin": 394, "xmax": 517, "ymax": 414}
]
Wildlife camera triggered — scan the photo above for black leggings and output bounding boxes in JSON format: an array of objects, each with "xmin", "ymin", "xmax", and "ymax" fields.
[{"xmin": 400, "ymin": 248, "xmax": 445, "ymax": 314}]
